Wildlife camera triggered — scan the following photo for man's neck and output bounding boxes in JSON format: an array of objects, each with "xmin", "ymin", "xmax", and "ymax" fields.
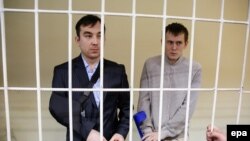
[
  {"xmin": 167, "ymin": 57, "xmax": 181, "ymax": 65},
  {"xmin": 81, "ymin": 55, "xmax": 100, "ymax": 70}
]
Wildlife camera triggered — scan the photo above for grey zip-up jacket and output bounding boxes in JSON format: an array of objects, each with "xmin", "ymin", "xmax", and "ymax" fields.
[{"xmin": 138, "ymin": 55, "xmax": 202, "ymax": 140}]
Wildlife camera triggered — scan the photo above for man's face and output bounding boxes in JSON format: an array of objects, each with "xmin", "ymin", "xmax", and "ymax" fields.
[
  {"xmin": 165, "ymin": 32, "xmax": 187, "ymax": 64},
  {"xmin": 75, "ymin": 22, "xmax": 102, "ymax": 61}
]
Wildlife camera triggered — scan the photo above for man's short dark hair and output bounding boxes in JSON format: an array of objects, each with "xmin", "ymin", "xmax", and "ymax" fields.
[
  {"xmin": 165, "ymin": 22, "xmax": 189, "ymax": 42},
  {"xmin": 75, "ymin": 14, "xmax": 106, "ymax": 37}
]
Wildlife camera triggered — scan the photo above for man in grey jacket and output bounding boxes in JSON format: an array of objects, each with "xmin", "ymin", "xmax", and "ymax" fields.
[{"xmin": 137, "ymin": 23, "xmax": 202, "ymax": 141}]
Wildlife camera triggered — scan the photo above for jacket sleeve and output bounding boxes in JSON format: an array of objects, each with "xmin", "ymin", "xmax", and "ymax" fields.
[
  {"xmin": 49, "ymin": 66, "xmax": 83, "ymax": 135},
  {"xmin": 160, "ymin": 66, "xmax": 202, "ymax": 139},
  {"xmin": 49, "ymin": 66, "xmax": 69, "ymax": 127},
  {"xmin": 80, "ymin": 115, "xmax": 97, "ymax": 140},
  {"xmin": 137, "ymin": 62, "xmax": 154, "ymax": 134},
  {"xmin": 116, "ymin": 65, "xmax": 130, "ymax": 139}
]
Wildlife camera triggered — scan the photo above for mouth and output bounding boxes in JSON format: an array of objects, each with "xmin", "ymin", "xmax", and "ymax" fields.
[
  {"xmin": 91, "ymin": 47, "xmax": 99, "ymax": 51},
  {"xmin": 91, "ymin": 49, "xmax": 100, "ymax": 54},
  {"xmin": 170, "ymin": 52, "xmax": 177, "ymax": 56}
]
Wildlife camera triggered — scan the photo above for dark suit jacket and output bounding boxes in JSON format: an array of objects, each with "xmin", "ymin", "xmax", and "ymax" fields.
[{"xmin": 49, "ymin": 55, "xmax": 130, "ymax": 141}]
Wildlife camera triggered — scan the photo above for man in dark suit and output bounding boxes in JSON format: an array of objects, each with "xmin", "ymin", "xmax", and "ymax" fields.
[{"xmin": 49, "ymin": 15, "xmax": 130, "ymax": 141}]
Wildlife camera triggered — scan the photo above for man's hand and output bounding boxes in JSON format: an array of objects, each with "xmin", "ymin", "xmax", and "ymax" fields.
[
  {"xmin": 142, "ymin": 132, "xmax": 158, "ymax": 141},
  {"xmin": 86, "ymin": 129, "xmax": 107, "ymax": 141},
  {"xmin": 109, "ymin": 133, "xmax": 124, "ymax": 141},
  {"xmin": 206, "ymin": 125, "xmax": 226, "ymax": 141}
]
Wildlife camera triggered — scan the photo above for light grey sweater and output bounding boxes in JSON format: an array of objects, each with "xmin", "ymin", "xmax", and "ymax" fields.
[{"xmin": 137, "ymin": 55, "xmax": 202, "ymax": 140}]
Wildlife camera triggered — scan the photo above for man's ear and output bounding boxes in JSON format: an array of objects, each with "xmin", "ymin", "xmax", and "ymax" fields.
[
  {"xmin": 75, "ymin": 36, "xmax": 80, "ymax": 43},
  {"xmin": 184, "ymin": 41, "xmax": 188, "ymax": 48}
]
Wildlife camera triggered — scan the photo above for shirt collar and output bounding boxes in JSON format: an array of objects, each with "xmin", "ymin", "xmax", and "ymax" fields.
[
  {"xmin": 165, "ymin": 56, "xmax": 184, "ymax": 66},
  {"xmin": 81, "ymin": 54, "xmax": 99, "ymax": 72}
]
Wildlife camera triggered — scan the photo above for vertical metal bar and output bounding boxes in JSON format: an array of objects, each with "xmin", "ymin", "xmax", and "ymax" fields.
[
  {"xmin": 34, "ymin": 0, "xmax": 43, "ymax": 141},
  {"xmin": 236, "ymin": 1, "xmax": 250, "ymax": 124},
  {"xmin": 67, "ymin": 0, "xmax": 73, "ymax": 141},
  {"xmin": 211, "ymin": 0, "xmax": 225, "ymax": 130},
  {"xmin": 100, "ymin": 0, "xmax": 105, "ymax": 141},
  {"xmin": 0, "ymin": 0, "xmax": 11, "ymax": 141},
  {"xmin": 158, "ymin": 0, "xmax": 167, "ymax": 140},
  {"xmin": 129, "ymin": 0, "xmax": 136, "ymax": 140},
  {"xmin": 183, "ymin": 0, "xmax": 196, "ymax": 140}
]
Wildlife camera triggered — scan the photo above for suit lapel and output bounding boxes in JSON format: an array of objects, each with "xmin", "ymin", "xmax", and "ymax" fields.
[
  {"xmin": 73, "ymin": 55, "xmax": 99, "ymax": 109},
  {"xmin": 73, "ymin": 55, "xmax": 89, "ymax": 88},
  {"xmin": 103, "ymin": 60, "xmax": 108, "ymax": 102},
  {"xmin": 90, "ymin": 92, "xmax": 99, "ymax": 109},
  {"xmin": 73, "ymin": 56, "xmax": 108, "ymax": 108}
]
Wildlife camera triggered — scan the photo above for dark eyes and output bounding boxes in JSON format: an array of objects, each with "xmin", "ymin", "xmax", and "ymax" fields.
[
  {"xmin": 84, "ymin": 34, "xmax": 92, "ymax": 38},
  {"xmin": 83, "ymin": 34, "xmax": 101, "ymax": 38},
  {"xmin": 167, "ymin": 41, "xmax": 182, "ymax": 46}
]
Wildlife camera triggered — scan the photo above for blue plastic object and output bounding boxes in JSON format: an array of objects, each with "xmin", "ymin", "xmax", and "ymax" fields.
[{"xmin": 133, "ymin": 111, "xmax": 147, "ymax": 138}]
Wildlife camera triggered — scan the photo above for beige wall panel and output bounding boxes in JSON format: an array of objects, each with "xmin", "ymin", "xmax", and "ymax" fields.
[{"xmin": 5, "ymin": 12, "xmax": 36, "ymax": 87}]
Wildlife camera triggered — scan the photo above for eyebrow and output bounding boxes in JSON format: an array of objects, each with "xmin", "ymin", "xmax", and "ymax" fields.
[
  {"xmin": 83, "ymin": 31, "xmax": 101, "ymax": 35},
  {"xmin": 167, "ymin": 40, "xmax": 183, "ymax": 42},
  {"xmin": 83, "ymin": 31, "xmax": 93, "ymax": 35}
]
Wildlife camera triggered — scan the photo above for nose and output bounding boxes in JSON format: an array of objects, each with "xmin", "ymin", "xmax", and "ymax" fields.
[
  {"xmin": 172, "ymin": 43, "xmax": 177, "ymax": 50},
  {"xmin": 92, "ymin": 36, "xmax": 99, "ymax": 45}
]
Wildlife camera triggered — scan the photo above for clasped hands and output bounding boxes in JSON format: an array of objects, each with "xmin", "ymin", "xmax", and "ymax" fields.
[
  {"xmin": 142, "ymin": 132, "xmax": 158, "ymax": 141},
  {"xmin": 87, "ymin": 129, "xmax": 124, "ymax": 141}
]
